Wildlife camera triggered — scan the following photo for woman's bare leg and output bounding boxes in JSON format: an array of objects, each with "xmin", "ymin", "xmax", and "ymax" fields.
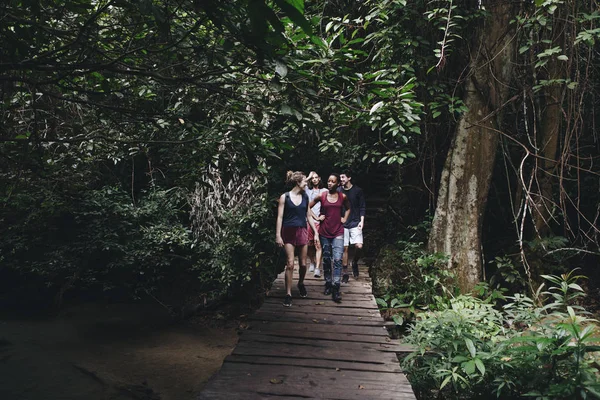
[
  {"xmin": 298, "ymin": 245, "xmax": 308, "ymax": 283},
  {"xmin": 284, "ymin": 243, "xmax": 295, "ymax": 296}
]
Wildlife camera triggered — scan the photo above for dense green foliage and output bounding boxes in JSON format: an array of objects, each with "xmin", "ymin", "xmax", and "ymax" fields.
[{"xmin": 403, "ymin": 272, "xmax": 600, "ymax": 399}]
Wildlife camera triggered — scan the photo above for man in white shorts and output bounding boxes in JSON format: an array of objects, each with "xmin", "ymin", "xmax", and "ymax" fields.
[{"xmin": 339, "ymin": 170, "xmax": 365, "ymax": 282}]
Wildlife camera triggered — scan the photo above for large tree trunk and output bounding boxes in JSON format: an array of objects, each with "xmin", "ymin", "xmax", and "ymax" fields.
[
  {"xmin": 532, "ymin": 7, "xmax": 567, "ymax": 237},
  {"xmin": 428, "ymin": 1, "xmax": 518, "ymax": 293}
]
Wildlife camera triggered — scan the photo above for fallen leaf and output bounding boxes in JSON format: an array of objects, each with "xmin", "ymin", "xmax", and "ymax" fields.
[
  {"xmin": 312, "ymin": 319, "xmax": 319, "ymax": 323},
  {"xmin": 335, "ymin": 368, "xmax": 341, "ymax": 371},
  {"xmin": 357, "ymin": 317, "xmax": 362, "ymax": 320},
  {"xmin": 270, "ymin": 378, "xmax": 283, "ymax": 384},
  {"xmin": 358, "ymin": 385, "xmax": 365, "ymax": 389},
  {"xmin": 315, "ymin": 302, "xmax": 324, "ymax": 305}
]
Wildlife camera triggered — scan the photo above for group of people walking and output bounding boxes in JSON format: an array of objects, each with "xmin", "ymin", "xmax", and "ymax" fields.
[{"xmin": 275, "ymin": 170, "xmax": 366, "ymax": 307}]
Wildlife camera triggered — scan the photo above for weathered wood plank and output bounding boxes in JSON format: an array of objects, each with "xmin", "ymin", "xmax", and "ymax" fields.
[
  {"xmin": 241, "ymin": 328, "xmax": 395, "ymax": 344},
  {"xmin": 238, "ymin": 332, "xmax": 412, "ymax": 353},
  {"xmin": 244, "ymin": 321, "xmax": 391, "ymax": 336},
  {"xmin": 201, "ymin": 369, "xmax": 415, "ymax": 400},
  {"xmin": 248, "ymin": 312, "xmax": 387, "ymax": 326},
  {"xmin": 213, "ymin": 362, "xmax": 414, "ymax": 390},
  {"xmin": 253, "ymin": 308, "xmax": 383, "ymax": 321},
  {"xmin": 258, "ymin": 303, "xmax": 382, "ymax": 317},
  {"xmin": 224, "ymin": 354, "xmax": 403, "ymax": 373},
  {"xmin": 232, "ymin": 341, "xmax": 401, "ymax": 364},
  {"xmin": 262, "ymin": 297, "xmax": 379, "ymax": 309}
]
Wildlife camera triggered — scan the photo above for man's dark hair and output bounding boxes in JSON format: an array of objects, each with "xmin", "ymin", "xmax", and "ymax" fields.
[{"xmin": 341, "ymin": 169, "xmax": 353, "ymax": 178}]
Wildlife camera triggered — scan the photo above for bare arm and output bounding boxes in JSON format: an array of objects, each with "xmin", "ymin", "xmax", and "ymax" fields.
[
  {"xmin": 308, "ymin": 196, "xmax": 320, "ymax": 221},
  {"xmin": 341, "ymin": 194, "xmax": 351, "ymax": 225},
  {"xmin": 306, "ymin": 208, "xmax": 320, "ymax": 248},
  {"xmin": 275, "ymin": 194, "xmax": 285, "ymax": 247}
]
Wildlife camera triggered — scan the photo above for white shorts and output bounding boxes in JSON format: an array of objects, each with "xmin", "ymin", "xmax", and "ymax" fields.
[{"xmin": 344, "ymin": 227, "xmax": 363, "ymax": 246}]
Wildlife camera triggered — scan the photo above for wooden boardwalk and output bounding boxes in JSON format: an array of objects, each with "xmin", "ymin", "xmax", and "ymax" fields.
[{"xmin": 198, "ymin": 264, "xmax": 416, "ymax": 399}]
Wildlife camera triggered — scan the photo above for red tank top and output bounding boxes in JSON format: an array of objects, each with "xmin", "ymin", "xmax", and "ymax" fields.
[{"xmin": 318, "ymin": 191, "xmax": 345, "ymax": 238}]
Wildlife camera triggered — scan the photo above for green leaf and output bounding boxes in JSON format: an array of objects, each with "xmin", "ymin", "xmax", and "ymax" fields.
[
  {"xmin": 440, "ymin": 374, "xmax": 452, "ymax": 389},
  {"xmin": 392, "ymin": 314, "xmax": 404, "ymax": 326},
  {"xmin": 281, "ymin": 104, "xmax": 293, "ymax": 115},
  {"xmin": 465, "ymin": 338, "xmax": 476, "ymax": 357},
  {"xmin": 474, "ymin": 358, "xmax": 485, "ymax": 376},
  {"xmin": 275, "ymin": 60, "xmax": 288, "ymax": 78},
  {"xmin": 375, "ymin": 298, "xmax": 387, "ymax": 307},
  {"xmin": 272, "ymin": 0, "xmax": 312, "ymax": 35},
  {"xmin": 370, "ymin": 101, "xmax": 384, "ymax": 115},
  {"xmin": 464, "ymin": 360, "xmax": 476, "ymax": 375}
]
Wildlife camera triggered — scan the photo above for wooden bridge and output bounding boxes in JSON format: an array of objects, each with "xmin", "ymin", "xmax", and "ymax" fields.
[{"xmin": 198, "ymin": 263, "xmax": 416, "ymax": 399}]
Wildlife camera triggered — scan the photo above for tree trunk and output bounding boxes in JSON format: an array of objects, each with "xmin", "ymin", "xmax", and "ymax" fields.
[
  {"xmin": 428, "ymin": 1, "xmax": 518, "ymax": 293},
  {"xmin": 532, "ymin": 8, "xmax": 567, "ymax": 237}
]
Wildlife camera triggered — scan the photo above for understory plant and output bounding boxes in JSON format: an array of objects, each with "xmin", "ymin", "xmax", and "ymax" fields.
[
  {"xmin": 375, "ymin": 238, "xmax": 454, "ymax": 326},
  {"xmin": 403, "ymin": 271, "xmax": 600, "ymax": 399}
]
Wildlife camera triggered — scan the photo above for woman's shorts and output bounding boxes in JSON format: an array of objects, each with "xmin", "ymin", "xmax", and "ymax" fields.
[
  {"xmin": 307, "ymin": 222, "xmax": 320, "ymax": 244},
  {"xmin": 281, "ymin": 226, "xmax": 309, "ymax": 246}
]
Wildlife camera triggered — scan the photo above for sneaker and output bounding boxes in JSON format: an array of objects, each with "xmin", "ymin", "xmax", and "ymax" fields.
[
  {"xmin": 332, "ymin": 283, "xmax": 342, "ymax": 303},
  {"xmin": 352, "ymin": 260, "xmax": 359, "ymax": 278},
  {"xmin": 297, "ymin": 282, "xmax": 308, "ymax": 298},
  {"xmin": 309, "ymin": 264, "xmax": 315, "ymax": 273},
  {"xmin": 314, "ymin": 268, "xmax": 321, "ymax": 278},
  {"xmin": 283, "ymin": 295, "xmax": 292, "ymax": 307},
  {"xmin": 324, "ymin": 282, "xmax": 332, "ymax": 296},
  {"xmin": 341, "ymin": 274, "xmax": 349, "ymax": 284}
]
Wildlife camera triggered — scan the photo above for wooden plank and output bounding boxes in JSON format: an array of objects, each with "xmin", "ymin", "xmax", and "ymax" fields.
[
  {"xmin": 267, "ymin": 290, "xmax": 376, "ymax": 299},
  {"xmin": 199, "ymin": 390, "xmax": 302, "ymax": 400},
  {"xmin": 271, "ymin": 279, "xmax": 372, "ymax": 288},
  {"xmin": 245, "ymin": 321, "xmax": 391, "ymax": 336},
  {"xmin": 253, "ymin": 303, "xmax": 383, "ymax": 322},
  {"xmin": 248, "ymin": 312, "xmax": 387, "ymax": 327},
  {"xmin": 201, "ymin": 368, "xmax": 415, "ymax": 400},
  {"xmin": 220, "ymin": 362, "xmax": 408, "ymax": 386},
  {"xmin": 200, "ymin": 388, "xmax": 415, "ymax": 400},
  {"xmin": 232, "ymin": 341, "xmax": 400, "ymax": 364},
  {"xmin": 224, "ymin": 354, "xmax": 403, "ymax": 373},
  {"xmin": 262, "ymin": 297, "xmax": 379, "ymax": 309},
  {"xmin": 241, "ymin": 328, "xmax": 396, "ymax": 345},
  {"xmin": 238, "ymin": 332, "xmax": 411, "ymax": 353},
  {"xmin": 267, "ymin": 289, "xmax": 375, "ymax": 298},
  {"xmin": 258, "ymin": 303, "xmax": 382, "ymax": 318}
]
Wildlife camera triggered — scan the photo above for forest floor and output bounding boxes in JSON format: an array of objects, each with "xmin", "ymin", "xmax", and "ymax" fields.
[{"xmin": 0, "ymin": 302, "xmax": 240, "ymax": 400}]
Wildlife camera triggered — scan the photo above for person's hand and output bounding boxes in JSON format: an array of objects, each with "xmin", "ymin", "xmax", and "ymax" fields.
[
  {"xmin": 318, "ymin": 215, "xmax": 325, "ymax": 221},
  {"xmin": 314, "ymin": 237, "xmax": 321, "ymax": 250},
  {"xmin": 358, "ymin": 222, "xmax": 364, "ymax": 230},
  {"xmin": 276, "ymin": 236, "xmax": 284, "ymax": 247},
  {"xmin": 341, "ymin": 217, "xmax": 347, "ymax": 224}
]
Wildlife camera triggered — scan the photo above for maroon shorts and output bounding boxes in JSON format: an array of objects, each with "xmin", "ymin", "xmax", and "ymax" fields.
[
  {"xmin": 281, "ymin": 226, "xmax": 308, "ymax": 246},
  {"xmin": 307, "ymin": 222, "xmax": 320, "ymax": 244}
]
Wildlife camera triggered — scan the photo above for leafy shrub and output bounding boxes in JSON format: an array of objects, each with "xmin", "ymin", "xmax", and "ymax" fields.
[
  {"xmin": 402, "ymin": 272, "xmax": 600, "ymax": 400},
  {"xmin": 0, "ymin": 176, "xmax": 276, "ymax": 311},
  {"xmin": 374, "ymin": 239, "xmax": 454, "ymax": 327}
]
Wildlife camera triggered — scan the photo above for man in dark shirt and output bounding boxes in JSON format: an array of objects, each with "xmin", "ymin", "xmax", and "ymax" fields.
[{"xmin": 339, "ymin": 170, "xmax": 365, "ymax": 281}]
